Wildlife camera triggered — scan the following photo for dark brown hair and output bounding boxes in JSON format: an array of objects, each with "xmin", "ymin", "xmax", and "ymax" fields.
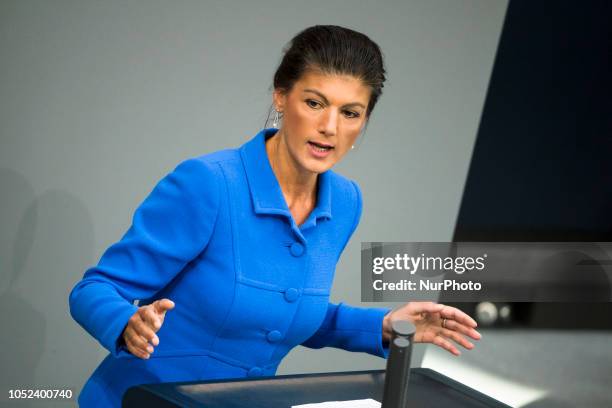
[{"xmin": 273, "ymin": 25, "xmax": 386, "ymax": 118}]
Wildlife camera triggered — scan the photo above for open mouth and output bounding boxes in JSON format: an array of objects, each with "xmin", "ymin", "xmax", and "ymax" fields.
[{"xmin": 308, "ymin": 141, "xmax": 334, "ymax": 152}]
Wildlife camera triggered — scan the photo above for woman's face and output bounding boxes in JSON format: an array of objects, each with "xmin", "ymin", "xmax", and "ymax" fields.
[{"xmin": 273, "ymin": 70, "xmax": 370, "ymax": 175}]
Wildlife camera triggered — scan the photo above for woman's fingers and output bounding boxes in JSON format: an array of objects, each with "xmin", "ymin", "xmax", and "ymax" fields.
[
  {"xmin": 405, "ymin": 303, "xmax": 480, "ymax": 356},
  {"xmin": 440, "ymin": 305, "xmax": 478, "ymax": 328},
  {"xmin": 443, "ymin": 319, "xmax": 481, "ymax": 341},
  {"xmin": 122, "ymin": 299, "xmax": 175, "ymax": 359},
  {"xmin": 441, "ymin": 328, "xmax": 474, "ymax": 350},
  {"xmin": 154, "ymin": 299, "xmax": 175, "ymax": 315},
  {"xmin": 127, "ymin": 341, "xmax": 150, "ymax": 359},
  {"xmin": 125, "ymin": 338, "xmax": 149, "ymax": 359},
  {"xmin": 126, "ymin": 324, "xmax": 152, "ymax": 352},
  {"xmin": 140, "ymin": 307, "xmax": 163, "ymax": 334},
  {"xmin": 432, "ymin": 335, "xmax": 460, "ymax": 356},
  {"xmin": 133, "ymin": 313, "xmax": 160, "ymax": 345},
  {"xmin": 124, "ymin": 326, "xmax": 152, "ymax": 358}
]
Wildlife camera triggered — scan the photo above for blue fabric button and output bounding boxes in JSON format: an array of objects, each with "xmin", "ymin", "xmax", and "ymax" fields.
[
  {"xmin": 284, "ymin": 288, "xmax": 299, "ymax": 302},
  {"xmin": 267, "ymin": 330, "xmax": 282, "ymax": 343},
  {"xmin": 289, "ymin": 242, "xmax": 305, "ymax": 257},
  {"xmin": 248, "ymin": 367, "xmax": 263, "ymax": 377}
]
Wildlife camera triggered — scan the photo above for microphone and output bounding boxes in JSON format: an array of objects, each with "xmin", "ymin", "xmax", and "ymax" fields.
[{"xmin": 381, "ymin": 320, "xmax": 416, "ymax": 408}]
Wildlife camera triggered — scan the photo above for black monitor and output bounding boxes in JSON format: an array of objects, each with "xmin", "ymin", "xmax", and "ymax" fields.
[{"xmin": 452, "ymin": 0, "xmax": 612, "ymax": 329}]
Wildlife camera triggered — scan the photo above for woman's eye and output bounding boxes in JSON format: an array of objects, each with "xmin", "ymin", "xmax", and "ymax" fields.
[
  {"xmin": 306, "ymin": 99, "xmax": 321, "ymax": 109},
  {"xmin": 343, "ymin": 110, "xmax": 360, "ymax": 119}
]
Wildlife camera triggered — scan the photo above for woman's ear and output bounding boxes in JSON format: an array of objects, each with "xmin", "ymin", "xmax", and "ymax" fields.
[{"xmin": 272, "ymin": 88, "xmax": 286, "ymax": 112}]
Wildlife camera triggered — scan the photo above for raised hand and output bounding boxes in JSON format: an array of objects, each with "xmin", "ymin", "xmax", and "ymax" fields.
[
  {"xmin": 382, "ymin": 302, "xmax": 481, "ymax": 356},
  {"xmin": 121, "ymin": 298, "xmax": 175, "ymax": 359}
]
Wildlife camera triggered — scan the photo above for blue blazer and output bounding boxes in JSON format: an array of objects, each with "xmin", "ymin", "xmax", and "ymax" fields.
[{"xmin": 69, "ymin": 128, "xmax": 390, "ymax": 407}]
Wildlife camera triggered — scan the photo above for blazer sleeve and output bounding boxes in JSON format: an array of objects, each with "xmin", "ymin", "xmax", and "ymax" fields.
[
  {"xmin": 301, "ymin": 180, "xmax": 391, "ymax": 358},
  {"xmin": 68, "ymin": 158, "xmax": 220, "ymax": 357},
  {"xmin": 301, "ymin": 302, "xmax": 391, "ymax": 358}
]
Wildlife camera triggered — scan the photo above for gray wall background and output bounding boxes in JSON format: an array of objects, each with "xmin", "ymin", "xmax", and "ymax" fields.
[{"xmin": 0, "ymin": 0, "xmax": 513, "ymax": 406}]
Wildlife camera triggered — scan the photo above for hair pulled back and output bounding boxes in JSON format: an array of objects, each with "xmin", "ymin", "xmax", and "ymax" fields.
[{"xmin": 273, "ymin": 25, "xmax": 386, "ymax": 117}]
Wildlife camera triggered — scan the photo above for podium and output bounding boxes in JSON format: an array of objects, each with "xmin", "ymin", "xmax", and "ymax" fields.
[{"xmin": 123, "ymin": 368, "xmax": 510, "ymax": 407}]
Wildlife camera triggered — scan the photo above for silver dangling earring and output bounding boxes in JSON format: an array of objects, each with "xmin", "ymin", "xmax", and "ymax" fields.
[
  {"xmin": 272, "ymin": 110, "xmax": 280, "ymax": 128},
  {"xmin": 351, "ymin": 145, "xmax": 355, "ymax": 150}
]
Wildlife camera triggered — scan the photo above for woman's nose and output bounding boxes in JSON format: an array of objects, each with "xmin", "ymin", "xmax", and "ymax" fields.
[{"xmin": 318, "ymin": 109, "xmax": 338, "ymax": 136}]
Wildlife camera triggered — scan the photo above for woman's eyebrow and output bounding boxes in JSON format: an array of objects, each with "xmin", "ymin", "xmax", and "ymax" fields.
[{"xmin": 303, "ymin": 89, "xmax": 366, "ymax": 109}]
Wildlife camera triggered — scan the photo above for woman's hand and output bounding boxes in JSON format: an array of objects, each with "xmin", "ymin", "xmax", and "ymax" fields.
[
  {"xmin": 382, "ymin": 302, "xmax": 481, "ymax": 356},
  {"xmin": 121, "ymin": 298, "xmax": 175, "ymax": 359}
]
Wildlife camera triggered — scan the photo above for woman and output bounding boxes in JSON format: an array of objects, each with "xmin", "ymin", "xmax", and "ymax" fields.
[{"xmin": 69, "ymin": 25, "xmax": 481, "ymax": 407}]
